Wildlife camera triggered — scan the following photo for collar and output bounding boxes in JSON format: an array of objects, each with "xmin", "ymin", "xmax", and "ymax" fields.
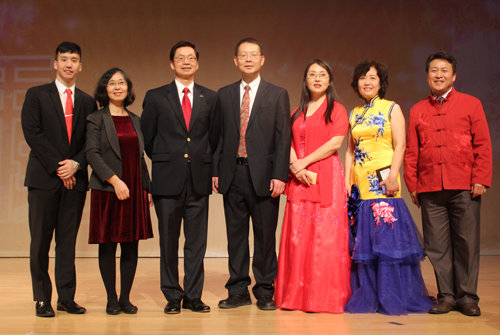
[
  {"xmin": 174, "ymin": 79, "xmax": 194, "ymax": 94},
  {"xmin": 241, "ymin": 75, "xmax": 261, "ymax": 92},
  {"xmin": 363, "ymin": 95, "xmax": 379, "ymax": 108},
  {"xmin": 55, "ymin": 78, "xmax": 75, "ymax": 95},
  {"xmin": 432, "ymin": 86, "xmax": 453, "ymax": 100}
]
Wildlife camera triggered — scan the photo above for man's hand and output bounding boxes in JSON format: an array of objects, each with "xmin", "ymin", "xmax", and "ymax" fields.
[
  {"xmin": 471, "ymin": 183, "xmax": 487, "ymax": 198},
  {"xmin": 212, "ymin": 177, "xmax": 219, "ymax": 194},
  {"xmin": 270, "ymin": 179, "xmax": 285, "ymax": 198},
  {"xmin": 57, "ymin": 159, "xmax": 78, "ymax": 179},
  {"xmin": 410, "ymin": 191, "xmax": 420, "ymax": 208},
  {"xmin": 61, "ymin": 176, "xmax": 76, "ymax": 190}
]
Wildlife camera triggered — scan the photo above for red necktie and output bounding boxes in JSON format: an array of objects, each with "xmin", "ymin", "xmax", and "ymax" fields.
[
  {"xmin": 237, "ymin": 85, "xmax": 250, "ymax": 157},
  {"xmin": 65, "ymin": 89, "xmax": 73, "ymax": 143},
  {"xmin": 182, "ymin": 87, "xmax": 192, "ymax": 130}
]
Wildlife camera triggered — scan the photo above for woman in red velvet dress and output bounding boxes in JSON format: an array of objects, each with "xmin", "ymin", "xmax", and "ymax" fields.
[
  {"xmin": 86, "ymin": 68, "xmax": 153, "ymax": 315},
  {"xmin": 274, "ymin": 60, "xmax": 351, "ymax": 313}
]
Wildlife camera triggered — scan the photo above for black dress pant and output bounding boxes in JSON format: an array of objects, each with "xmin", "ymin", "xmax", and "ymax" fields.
[
  {"xmin": 154, "ymin": 167, "xmax": 209, "ymax": 301},
  {"xmin": 28, "ymin": 184, "xmax": 86, "ymax": 302},
  {"xmin": 223, "ymin": 164, "xmax": 280, "ymax": 298},
  {"xmin": 420, "ymin": 190, "xmax": 481, "ymax": 307}
]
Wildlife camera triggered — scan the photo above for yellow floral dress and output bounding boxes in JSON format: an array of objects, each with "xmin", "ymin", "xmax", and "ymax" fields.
[{"xmin": 344, "ymin": 95, "xmax": 433, "ymax": 315}]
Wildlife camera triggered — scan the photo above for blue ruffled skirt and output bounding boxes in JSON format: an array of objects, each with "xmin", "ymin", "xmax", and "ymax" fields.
[{"xmin": 344, "ymin": 198, "xmax": 434, "ymax": 315}]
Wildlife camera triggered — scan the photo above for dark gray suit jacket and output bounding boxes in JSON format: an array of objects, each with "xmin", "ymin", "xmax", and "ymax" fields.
[
  {"xmin": 86, "ymin": 107, "xmax": 150, "ymax": 192},
  {"xmin": 213, "ymin": 79, "xmax": 291, "ymax": 197}
]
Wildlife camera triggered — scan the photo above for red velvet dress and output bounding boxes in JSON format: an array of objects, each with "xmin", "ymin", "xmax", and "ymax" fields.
[
  {"xmin": 275, "ymin": 100, "xmax": 351, "ymax": 313},
  {"xmin": 89, "ymin": 115, "xmax": 153, "ymax": 243}
]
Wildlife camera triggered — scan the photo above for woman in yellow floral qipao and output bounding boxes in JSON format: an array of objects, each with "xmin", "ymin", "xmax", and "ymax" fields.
[{"xmin": 344, "ymin": 61, "xmax": 433, "ymax": 315}]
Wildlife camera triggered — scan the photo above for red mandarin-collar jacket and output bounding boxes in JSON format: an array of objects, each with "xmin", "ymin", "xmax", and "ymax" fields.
[{"xmin": 404, "ymin": 88, "xmax": 492, "ymax": 194}]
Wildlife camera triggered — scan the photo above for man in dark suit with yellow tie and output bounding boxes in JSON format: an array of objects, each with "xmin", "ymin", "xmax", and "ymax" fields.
[
  {"xmin": 21, "ymin": 42, "xmax": 97, "ymax": 317},
  {"xmin": 212, "ymin": 38, "xmax": 291, "ymax": 310},
  {"xmin": 141, "ymin": 41, "xmax": 217, "ymax": 314}
]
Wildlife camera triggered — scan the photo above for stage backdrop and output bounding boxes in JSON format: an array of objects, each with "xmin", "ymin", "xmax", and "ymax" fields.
[{"xmin": 0, "ymin": 0, "xmax": 498, "ymax": 256}]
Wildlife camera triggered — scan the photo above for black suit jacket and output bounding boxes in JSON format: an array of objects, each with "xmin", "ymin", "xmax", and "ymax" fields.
[
  {"xmin": 213, "ymin": 79, "xmax": 291, "ymax": 197},
  {"xmin": 21, "ymin": 81, "xmax": 97, "ymax": 192},
  {"xmin": 141, "ymin": 81, "xmax": 217, "ymax": 196},
  {"xmin": 86, "ymin": 107, "xmax": 150, "ymax": 192}
]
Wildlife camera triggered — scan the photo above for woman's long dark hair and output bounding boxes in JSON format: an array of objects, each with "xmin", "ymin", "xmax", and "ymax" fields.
[{"xmin": 291, "ymin": 59, "xmax": 336, "ymax": 125}]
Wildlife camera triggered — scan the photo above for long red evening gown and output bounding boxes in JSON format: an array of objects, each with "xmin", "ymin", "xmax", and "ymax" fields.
[{"xmin": 275, "ymin": 100, "xmax": 351, "ymax": 313}]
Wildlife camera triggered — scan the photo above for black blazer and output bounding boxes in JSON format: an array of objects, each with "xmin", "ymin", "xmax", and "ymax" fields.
[
  {"xmin": 141, "ymin": 81, "xmax": 217, "ymax": 196},
  {"xmin": 213, "ymin": 79, "xmax": 291, "ymax": 197},
  {"xmin": 86, "ymin": 107, "xmax": 150, "ymax": 192},
  {"xmin": 21, "ymin": 81, "xmax": 97, "ymax": 192}
]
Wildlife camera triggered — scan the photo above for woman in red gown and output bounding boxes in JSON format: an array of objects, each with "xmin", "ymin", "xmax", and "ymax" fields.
[
  {"xmin": 86, "ymin": 68, "xmax": 153, "ymax": 315},
  {"xmin": 275, "ymin": 60, "xmax": 351, "ymax": 313}
]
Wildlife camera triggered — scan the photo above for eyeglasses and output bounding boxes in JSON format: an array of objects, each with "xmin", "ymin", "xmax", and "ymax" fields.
[
  {"xmin": 237, "ymin": 53, "xmax": 261, "ymax": 60},
  {"xmin": 174, "ymin": 55, "xmax": 197, "ymax": 63},
  {"xmin": 107, "ymin": 80, "xmax": 127, "ymax": 87},
  {"xmin": 307, "ymin": 72, "xmax": 329, "ymax": 80}
]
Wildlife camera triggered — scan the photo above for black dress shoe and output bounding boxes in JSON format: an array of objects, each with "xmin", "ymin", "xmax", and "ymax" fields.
[
  {"xmin": 164, "ymin": 299, "xmax": 181, "ymax": 314},
  {"xmin": 36, "ymin": 301, "xmax": 55, "ymax": 317},
  {"xmin": 428, "ymin": 300, "xmax": 454, "ymax": 314},
  {"xmin": 461, "ymin": 303, "xmax": 481, "ymax": 316},
  {"xmin": 218, "ymin": 293, "xmax": 252, "ymax": 309},
  {"xmin": 182, "ymin": 298, "xmax": 210, "ymax": 312},
  {"xmin": 106, "ymin": 301, "xmax": 121, "ymax": 315},
  {"xmin": 57, "ymin": 301, "xmax": 86, "ymax": 314},
  {"xmin": 256, "ymin": 295, "xmax": 277, "ymax": 311},
  {"xmin": 119, "ymin": 301, "xmax": 138, "ymax": 314}
]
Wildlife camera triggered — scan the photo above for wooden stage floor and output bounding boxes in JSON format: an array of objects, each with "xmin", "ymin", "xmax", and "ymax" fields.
[{"xmin": 1, "ymin": 257, "xmax": 499, "ymax": 334}]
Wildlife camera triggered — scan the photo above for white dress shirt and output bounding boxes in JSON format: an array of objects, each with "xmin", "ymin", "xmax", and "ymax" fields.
[
  {"xmin": 175, "ymin": 79, "xmax": 194, "ymax": 108},
  {"xmin": 55, "ymin": 79, "xmax": 75, "ymax": 113}
]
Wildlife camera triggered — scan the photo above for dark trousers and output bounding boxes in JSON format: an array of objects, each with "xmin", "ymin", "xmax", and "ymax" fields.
[
  {"xmin": 28, "ymin": 185, "xmax": 86, "ymax": 302},
  {"xmin": 154, "ymin": 167, "xmax": 209, "ymax": 301},
  {"xmin": 223, "ymin": 164, "xmax": 280, "ymax": 298},
  {"xmin": 419, "ymin": 190, "xmax": 481, "ymax": 306}
]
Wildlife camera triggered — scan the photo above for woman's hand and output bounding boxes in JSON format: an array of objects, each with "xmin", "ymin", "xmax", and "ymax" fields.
[
  {"xmin": 113, "ymin": 179, "xmax": 130, "ymax": 200},
  {"xmin": 380, "ymin": 175, "xmax": 399, "ymax": 196},
  {"xmin": 295, "ymin": 169, "xmax": 312, "ymax": 186},
  {"xmin": 290, "ymin": 158, "xmax": 309, "ymax": 175},
  {"xmin": 107, "ymin": 175, "xmax": 130, "ymax": 200}
]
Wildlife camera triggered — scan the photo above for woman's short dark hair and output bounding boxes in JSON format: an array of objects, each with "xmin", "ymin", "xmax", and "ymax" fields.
[
  {"xmin": 291, "ymin": 59, "xmax": 336, "ymax": 125},
  {"xmin": 351, "ymin": 60, "xmax": 389, "ymax": 100},
  {"xmin": 94, "ymin": 68, "xmax": 135, "ymax": 108},
  {"xmin": 425, "ymin": 51, "xmax": 457, "ymax": 74}
]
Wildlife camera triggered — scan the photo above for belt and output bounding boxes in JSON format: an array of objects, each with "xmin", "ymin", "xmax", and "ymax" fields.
[{"xmin": 236, "ymin": 157, "xmax": 249, "ymax": 165}]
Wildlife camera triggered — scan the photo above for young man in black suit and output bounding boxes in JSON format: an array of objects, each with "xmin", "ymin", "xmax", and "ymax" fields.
[
  {"xmin": 141, "ymin": 41, "xmax": 218, "ymax": 314},
  {"xmin": 21, "ymin": 41, "xmax": 97, "ymax": 317},
  {"xmin": 212, "ymin": 38, "xmax": 291, "ymax": 310}
]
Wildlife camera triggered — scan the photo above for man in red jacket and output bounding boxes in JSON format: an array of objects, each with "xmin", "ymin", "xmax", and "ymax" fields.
[{"xmin": 404, "ymin": 51, "xmax": 492, "ymax": 317}]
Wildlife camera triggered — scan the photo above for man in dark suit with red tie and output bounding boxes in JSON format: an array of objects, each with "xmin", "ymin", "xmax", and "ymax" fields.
[
  {"xmin": 212, "ymin": 38, "xmax": 291, "ymax": 310},
  {"xmin": 141, "ymin": 41, "xmax": 217, "ymax": 314},
  {"xmin": 21, "ymin": 42, "xmax": 97, "ymax": 317}
]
